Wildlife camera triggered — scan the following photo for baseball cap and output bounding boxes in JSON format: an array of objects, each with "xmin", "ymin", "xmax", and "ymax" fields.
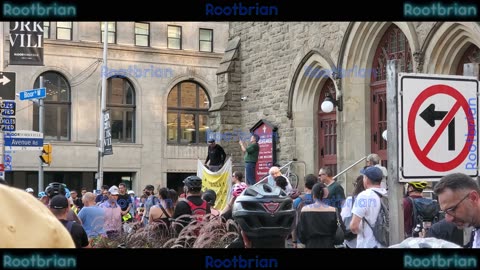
[
  {"xmin": 360, "ymin": 166, "xmax": 383, "ymax": 183},
  {"xmin": 108, "ymin": 185, "xmax": 119, "ymax": 195},
  {"xmin": 25, "ymin": 188, "xmax": 34, "ymax": 193},
  {"xmin": 128, "ymin": 190, "xmax": 135, "ymax": 195},
  {"xmin": 50, "ymin": 195, "xmax": 69, "ymax": 209},
  {"xmin": 208, "ymin": 138, "xmax": 215, "ymax": 143}
]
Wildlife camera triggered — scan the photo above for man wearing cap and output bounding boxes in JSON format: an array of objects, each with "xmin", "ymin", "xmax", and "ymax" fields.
[
  {"xmin": 349, "ymin": 166, "xmax": 388, "ymax": 248},
  {"xmin": 100, "ymin": 185, "xmax": 122, "ymax": 238},
  {"xmin": 1, "ymin": 185, "xmax": 75, "ymax": 248},
  {"xmin": 205, "ymin": 138, "xmax": 226, "ymax": 172},
  {"xmin": 50, "ymin": 195, "xmax": 90, "ymax": 248}
]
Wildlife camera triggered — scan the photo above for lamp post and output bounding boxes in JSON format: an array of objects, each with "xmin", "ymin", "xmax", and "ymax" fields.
[{"xmin": 320, "ymin": 72, "xmax": 343, "ymax": 113}]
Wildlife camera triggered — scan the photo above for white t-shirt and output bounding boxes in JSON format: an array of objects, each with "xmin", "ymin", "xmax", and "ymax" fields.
[{"xmin": 351, "ymin": 187, "xmax": 387, "ymax": 248}]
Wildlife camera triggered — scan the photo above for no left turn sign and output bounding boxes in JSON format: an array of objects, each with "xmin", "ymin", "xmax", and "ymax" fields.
[{"xmin": 400, "ymin": 74, "xmax": 479, "ymax": 181}]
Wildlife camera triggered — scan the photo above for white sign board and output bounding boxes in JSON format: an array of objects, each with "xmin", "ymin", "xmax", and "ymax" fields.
[{"xmin": 399, "ymin": 73, "xmax": 479, "ymax": 181}]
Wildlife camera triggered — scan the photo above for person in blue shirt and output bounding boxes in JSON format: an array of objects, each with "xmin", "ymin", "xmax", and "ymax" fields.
[{"xmin": 77, "ymin": 192, "xmax": 106, "ymax": 240}]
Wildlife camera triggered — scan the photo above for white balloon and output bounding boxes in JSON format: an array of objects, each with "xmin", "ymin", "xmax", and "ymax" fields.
[{"xmin": 321, "ymin": 100, "xmax": 334, "ymax": 113}]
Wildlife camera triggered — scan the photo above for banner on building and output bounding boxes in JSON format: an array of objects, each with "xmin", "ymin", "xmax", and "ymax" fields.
[
  {"xmin": 9, "ymin": 22, "xmax": 44, "ymax": 66},
  {"xmin": 197, "ymin": 157, "xmax": 232, "ymax": 211},
  {"xmin": 103, "ymin": 110, "xmax": 113, "ymax": 156}
]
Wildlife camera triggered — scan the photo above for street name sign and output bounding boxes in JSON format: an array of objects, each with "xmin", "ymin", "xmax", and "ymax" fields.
[{"xmin": 19, "ymin": 87, "xmax": 46, "ymax": 100}]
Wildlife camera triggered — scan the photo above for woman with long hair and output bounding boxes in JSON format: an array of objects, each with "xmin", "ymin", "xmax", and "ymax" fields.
[{"xmin": 296, "ymin": 183, "xmax": 338, "ymax": 248}]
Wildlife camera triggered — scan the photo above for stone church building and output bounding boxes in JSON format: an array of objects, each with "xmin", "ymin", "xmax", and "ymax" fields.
[{"xmin": 211, "ymin": 22, "xmax": 480, "ymax": 191}]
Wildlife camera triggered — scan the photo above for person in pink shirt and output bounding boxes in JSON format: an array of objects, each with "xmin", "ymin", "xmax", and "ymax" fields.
[{"xmin": 100, "ymin": 185, "xmax": 122, "ymax": 238}]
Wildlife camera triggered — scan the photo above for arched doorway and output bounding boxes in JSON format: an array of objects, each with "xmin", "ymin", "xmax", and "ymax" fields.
[
  {"xmin": 370, "ymin": 24, "xmax": 413, "ymax": 167},
  {"xmin": 456, "ymin": 44, "xmax": 480, "ymax": 75},
  {"xmin": 318, "ymin": 79, "xmax": 337, "ymax": 176}
]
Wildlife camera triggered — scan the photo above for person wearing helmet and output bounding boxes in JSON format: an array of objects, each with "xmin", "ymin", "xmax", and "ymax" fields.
[
  {"xmin": 45, "ymin": 182, "xmax": 82, "ymax": 225},
  {"xmin": 173, "ymin": 176, "xmax": 210, "ymax": 234},
  {"xmin": 25, "ymin": 188, "xmax": 34, "ymax": 195},
  {"xmin": 221, "ymin": 171, "xmax": 248, "ymax": 220},
  {"xmin": 231, "ymin": 183, "xmax": 295, "ymax": 248},
  {"xmin": 403, "ymin": 181, "xmax": 429, "ymax": 237}
]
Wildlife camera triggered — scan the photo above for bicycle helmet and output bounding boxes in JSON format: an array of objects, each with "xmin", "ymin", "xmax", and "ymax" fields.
[
  {"xmin": 38, "ymin": 191, "xmax": 47, "ymax": 198},
  {"xmin": 45, "ymin": 182, "xmax": 66, "ymax": 199},
  {"xmin": 232, "ymin": 183, "xmax": 295, "ymax": 240},
  {"xmin": 408, "ymin": 181, "xmax": 428, "ymax": 190},
  {"xmin": 183, "ymin": 176, "xmax": 202, "ymax": 191},
  {"xmin": 25, "ymin": 188, "xmax": 34, "ymax": 193}
]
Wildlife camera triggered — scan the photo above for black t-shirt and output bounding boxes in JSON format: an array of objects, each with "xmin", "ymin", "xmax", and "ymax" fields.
[
  {"xmin": 60, "ymin": 219, "xmax": 89, "ymax": 248},
  {"xmin": 206, "ymin": 145, "xmax": 226, "ymax": 166},
  {"xmin": 116, "ymin": 194, "xmax": 132, "ymax": 212}
]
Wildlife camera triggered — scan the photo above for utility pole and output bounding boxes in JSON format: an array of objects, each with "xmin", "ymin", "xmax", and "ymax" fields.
[
  {"xmin": 386, "ymin": 60, "xmax": 404, "ymax": 245},
  {"xmin": 38, "ymin": 76, "xmax": 45, "ymax": 191},
  {"xmin": 97, "ymin": 21, "xmax": 108, "ymax": 190}
]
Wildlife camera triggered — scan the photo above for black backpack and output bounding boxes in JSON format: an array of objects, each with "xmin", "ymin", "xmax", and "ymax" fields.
[{"xmin": 409, "ymin": 197, "xmax": 441, "ymax": 233}]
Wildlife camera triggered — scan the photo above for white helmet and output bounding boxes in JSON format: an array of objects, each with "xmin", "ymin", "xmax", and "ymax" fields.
[
  {"xmin": 127, "ymin": 190, "xmax": 135, "ymax": 195},
  {"xmin": 25, "ymin": 188, "xmax": 34, "ymax": 193}
]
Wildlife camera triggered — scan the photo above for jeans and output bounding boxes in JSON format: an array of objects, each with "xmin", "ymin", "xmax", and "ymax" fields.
[{"xmin": 245, "ymin": 162, "xmax": 257, "ymax": 185}]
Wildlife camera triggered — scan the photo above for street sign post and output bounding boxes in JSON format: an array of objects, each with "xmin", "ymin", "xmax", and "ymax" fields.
[
  {"xmin": 0, "ymin": 72, "xmax": 16, "ymax": 100},
  {"xmin": 4, "ymin": 130, "xmax": 44, "ymax": 151},
  {"xmin": 399, "ymin": 73, "xmax": 479, "ymax": 181},
  {"xmin": 19, "ymin": 87, "xmax": 46, "ymax": 100}
]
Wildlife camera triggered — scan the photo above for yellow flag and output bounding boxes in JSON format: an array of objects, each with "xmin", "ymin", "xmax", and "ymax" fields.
[{"xmin": 197, "ymin": 158, "xmax": 232, "ymax": 210}]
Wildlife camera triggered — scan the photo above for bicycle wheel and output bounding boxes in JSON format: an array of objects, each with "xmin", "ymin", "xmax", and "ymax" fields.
[{"xmin": 288, "ymin": 173, "xmax": 299, "ymax": 189}]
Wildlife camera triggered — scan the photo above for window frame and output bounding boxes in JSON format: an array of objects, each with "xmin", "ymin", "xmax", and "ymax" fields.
[
  {"xmin": 33, "ymin": 72, "xmax": 71, "ymax": 141},
  {"xmin": 56, "ymin": 21, "xmax": 73, "ymax": 41},
  {"xmin": 167, "ymin": 25, "xmax": 182, "ymax": 50},
  {"xmin": 106, "ymin": 76, "xmax": 136, "ymax": 143},
  {"xmin": 199, "ymin": 28, "xmax": 213, "ymax": 52},
  {"xmin": 135, "ymin": 22, "xmax": 150, "ymax": 47},
  {"xmin": 100, "ymin": 22, "xmax": 117, "ymax": 44},
  {"xmin": 167, "ymin": 82, "xmax": 210, "ymax": 145}
]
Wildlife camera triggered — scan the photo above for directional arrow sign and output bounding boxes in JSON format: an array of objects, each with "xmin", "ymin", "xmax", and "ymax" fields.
[
  {"xmin": 420, "ymin": 103, "xmax": 455, "ymax": 150},
  {"xmin": 399, "ymin": 73, "xmax": 479, "ymax": 181},
  {"xmin": 0, "ymin": 72, "xmax": 16, "ymax": 100}
]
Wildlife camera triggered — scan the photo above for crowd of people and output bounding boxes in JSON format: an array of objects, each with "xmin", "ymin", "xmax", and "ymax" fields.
[{"xmin": 2, "ymin": 150, "xmax": 480, "ymax": 248}]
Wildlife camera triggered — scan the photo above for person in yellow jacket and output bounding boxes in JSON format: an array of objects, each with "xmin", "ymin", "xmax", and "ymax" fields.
[{"xmin": 0, "ymin": 184, "xmax": 75, "ymax": 248}]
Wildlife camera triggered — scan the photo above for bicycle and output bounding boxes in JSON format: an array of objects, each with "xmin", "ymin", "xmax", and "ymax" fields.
[{"xmin": 281, "ymin": 161, "xmax": 299, "ymax": 189}]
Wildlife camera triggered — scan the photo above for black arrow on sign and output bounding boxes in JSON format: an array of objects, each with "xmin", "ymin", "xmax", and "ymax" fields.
[{"xmin": 420, "ymin": 104, "xmax": 455, "ymax": 151}]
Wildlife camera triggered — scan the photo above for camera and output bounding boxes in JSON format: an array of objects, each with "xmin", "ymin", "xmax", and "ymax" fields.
[{"xmin": 241, "ymin": 96, "xmax": 248, "ymax": 101}]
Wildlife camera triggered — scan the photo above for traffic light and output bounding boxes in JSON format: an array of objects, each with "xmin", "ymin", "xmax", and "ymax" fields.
[{"xmin": 40, "ymin": 144, "xmax": 52, "ymax": 166}]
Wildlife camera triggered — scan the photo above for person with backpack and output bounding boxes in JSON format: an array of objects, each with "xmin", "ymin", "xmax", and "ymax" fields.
[
  {"xmin": 291, "ymin": 174, "xmax": 316, "ymax": 247},
  {"xmin": 173, "ymin": 176, "xmax": 211, "ymax": 234},
  {"xmin": 341, "ymin": 175, "xmax": 365, "ymax": 248},
  {"xmin": 350, "ymin": 166, "xmax": 388, "ymax": 248},
  {"xmin": 403, "ymin": 181, "xmax": 440, "ymax": 238},
  {"xmin": 50, "ymin": 195, "xmax": 90, "ymax": 248}
]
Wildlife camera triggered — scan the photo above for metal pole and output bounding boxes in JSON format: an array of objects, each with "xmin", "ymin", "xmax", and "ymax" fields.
[
  {"xmin": 386, "ymin": 60, "xmax": 403, "ymax": 245},
  {"xmin": 97, "ymin": 21, "xmax": 108, "ymax": 190},
  {"xmin": 38, "ymin": 76, "xmax": 44, "ymax": 191}
]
